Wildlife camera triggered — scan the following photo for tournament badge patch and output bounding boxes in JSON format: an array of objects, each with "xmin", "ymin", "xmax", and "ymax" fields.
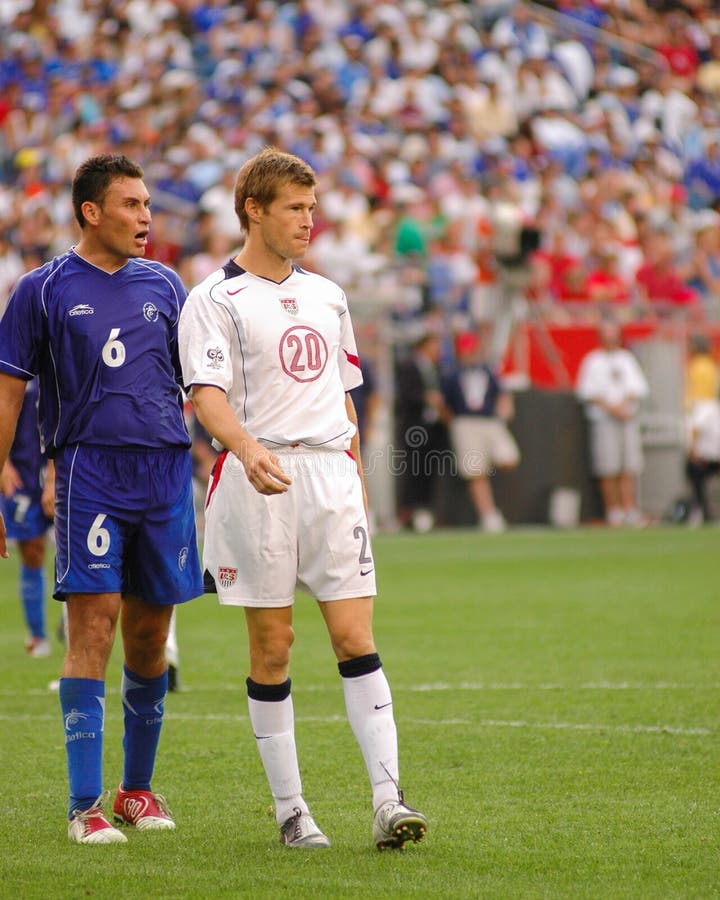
[
  {"xmin": 218, "ymin": 566, "xmax": 238, "ymax": 589},
  {"xmin": 279, "ymin": 296, "xmax": 298, "ymax": 315}
]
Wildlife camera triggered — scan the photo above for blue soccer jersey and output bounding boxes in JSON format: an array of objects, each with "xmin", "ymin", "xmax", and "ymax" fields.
[{"xmin": 0, "ymin": 249, "xmax": 191, "ymax": 454}]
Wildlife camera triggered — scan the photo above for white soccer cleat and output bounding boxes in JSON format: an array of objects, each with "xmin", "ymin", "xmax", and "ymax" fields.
[
  {"xmin": 482, "ymin": 510, "xmax": 506, "ymax": 533},
  {"xmin": 373, "ymin": 794, "xmax": 428, "ymax": 850},
  {"xmin": 68, "ymin": 792, "xmax": 128, "ymax": 844},
  {"xmin": 280, "ymin": 808, "xmax": 330, "ymax": 848},
  {"xmin": 26, "ymin": 637, "xmax": 51, "ymax": 658}
]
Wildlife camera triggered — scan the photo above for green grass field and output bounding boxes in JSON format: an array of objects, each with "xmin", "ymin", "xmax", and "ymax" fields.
[{"xmin": 0, "ymin": 527, "xmax": 718, "ymax": 899}]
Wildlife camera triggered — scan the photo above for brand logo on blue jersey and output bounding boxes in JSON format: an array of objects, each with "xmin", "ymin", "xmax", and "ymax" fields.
[
  {"xmin": 69, "ymin": 303, "xmax": 94, "ymax": 316},
  {"xmin": 143, "ymin": 302, "xmax": 159, "ymax": 322},
  {"xmin": 178, "ymin": 547, "xmax": 188, "ymax": 571}
]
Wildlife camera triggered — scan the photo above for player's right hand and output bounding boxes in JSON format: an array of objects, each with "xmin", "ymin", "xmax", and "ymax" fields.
[{"xmin": 238, "ymin": 442, "xmax": 292, "ymax": 495}]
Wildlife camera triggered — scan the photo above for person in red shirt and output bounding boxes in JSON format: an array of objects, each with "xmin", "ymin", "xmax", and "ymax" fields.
[
  {"xmin": 586, "ymin": 249, "xmax": 631, "ymax": 306},
  {"xmin": 656, "ymin": 12, "xmax": 700, "ymax": 79},
  {"xmin": 635, "ymin": 231, "xmax": 700, "ymax": 310}
]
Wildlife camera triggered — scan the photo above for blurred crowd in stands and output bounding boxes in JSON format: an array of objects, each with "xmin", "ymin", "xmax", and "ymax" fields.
[
  {"xmin": 3, "ymin": 0, "xmax": 720, "ymax": 528},
  {"xmin": 2, "ymin": 0, "xmax": 720, "ymax": 332}
]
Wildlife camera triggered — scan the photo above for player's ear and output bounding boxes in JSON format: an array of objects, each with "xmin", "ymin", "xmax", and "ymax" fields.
[
  {"xmin": 244, "ymin": 197, "xmax": 263, "ymax": 225},
  {"xmin": 80, "ymin": 200, "xmax": 101, "ymax": 227}
]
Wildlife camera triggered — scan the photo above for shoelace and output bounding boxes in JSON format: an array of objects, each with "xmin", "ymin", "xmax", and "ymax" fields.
[
  {"xmin": 151, "ymin": 793, "xmax": 172, "ymax": 817},
  {"xmin": 72, "ymin": 790, "xmax": 111, "ymax": 828},
  {"xmin": 379, "ymin": 762, "xmax": 405, "ymax": 804},
  {"xmin": 289, "ymin": 807, "xmax": 304, "ymax": 840}
]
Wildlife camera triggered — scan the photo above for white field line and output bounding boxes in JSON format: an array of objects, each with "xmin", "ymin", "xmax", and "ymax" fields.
[
  {"xmin": 0, "ymin": 711, "xmax": 713, "ymax": 737},
  {"xmin": 15, "ymin": 679, "xmax": 718, "ymax": 698},
  {"xmin": 410, "ymin": 681, "xmax": 720, "ymax": 691},
  {"xmin": 4, "ymin": 681, "xmax": 715, "ymax": 736}
]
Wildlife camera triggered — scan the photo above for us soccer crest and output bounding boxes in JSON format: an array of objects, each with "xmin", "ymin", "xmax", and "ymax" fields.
[
  {"xmin": 218, "ymin": 566, "xmax": 237, "ymax": 588},
  {"xmin": 279, "ymin": 296, "xmax": 298, "ymax": 315}
]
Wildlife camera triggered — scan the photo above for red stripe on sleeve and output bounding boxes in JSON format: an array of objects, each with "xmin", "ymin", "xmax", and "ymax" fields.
[{"xmin": 343, "ymin": 348, "xmax": 360, "ymax": 369}]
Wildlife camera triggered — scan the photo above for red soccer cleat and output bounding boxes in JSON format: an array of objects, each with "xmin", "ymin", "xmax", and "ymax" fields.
[
  {"xmin": 113, "ymin": 785, "xmax": 176, "ymax": 831},
  {"xmin": 68, "ymin": 792, "xmax": 127, "ymax": 844}
]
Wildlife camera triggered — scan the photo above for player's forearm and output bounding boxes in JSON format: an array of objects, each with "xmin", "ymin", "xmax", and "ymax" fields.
[
  {"xmin": 346, "ymin": 393, "xmax": 369, "ymax": 516},
  {"xmin": 190, "ymin": 384, "xmax": 290, "ymax": 494},
  {"xmin": 0, "ymin": 374, "xmax": 26, "ymax": 475},
  {"xmin": 0, "ymin": 374, "xmax": 26, "ymax": 559},
  {"xmin": 189, "ymin": 385, "xmax": 261, "ymax": 464}
]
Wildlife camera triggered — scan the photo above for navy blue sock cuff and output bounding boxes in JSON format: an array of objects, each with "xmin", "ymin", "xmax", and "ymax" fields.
[
  {"xmin": 338, "ymin": 653, "xmax": 382, "ymax": 679},
  {"xmin": 246, "ymin": 677, "xmax": 291, "ymax": 702}
]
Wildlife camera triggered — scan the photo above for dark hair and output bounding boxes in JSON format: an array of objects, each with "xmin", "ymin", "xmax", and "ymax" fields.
[
  {"xmin": 71, "ymin": 154, "xmax": 144, "ymax": 228},
  {"xmin": 233, "ymin": 146, "xmax": 316, "ymax": 232}
]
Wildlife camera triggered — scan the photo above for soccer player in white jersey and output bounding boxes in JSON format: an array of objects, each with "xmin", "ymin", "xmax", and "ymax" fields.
[
  {"xmin": 178, "ymin": 146, "xmax": 428, "ymax": 850},
  {"xmin": 0, "ymin": 154, "xmax": 204, "ymax": 843}
]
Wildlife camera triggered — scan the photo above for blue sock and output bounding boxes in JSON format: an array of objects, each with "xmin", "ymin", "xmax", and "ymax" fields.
[
  {"xmin": 121, "ymin": 665, "xmax": 168, "ymax": 792},
  {"xmin": 20, "ymin": 564, "xmax": 46, "ymax": 639},
  {"xmin": 59, "ymin": 677, "xmax": 105, "ymax": 818}
]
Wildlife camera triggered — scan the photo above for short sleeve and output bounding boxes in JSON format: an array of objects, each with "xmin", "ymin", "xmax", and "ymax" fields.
[
  {"xmin": 178, "ymin": 288, "xmax": 234, "ymax": 393},
  {"xmin": 0, "ymin": 272, "xmax": 43, "ymax": 380}
]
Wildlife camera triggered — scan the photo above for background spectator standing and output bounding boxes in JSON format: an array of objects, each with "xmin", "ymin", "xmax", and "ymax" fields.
[
  {"xmin": 441, "ymin": 328, "xmax": 520, "ymax": 532},
  {"xmin": 393, "ymin": 331, "xmax": 450, "ymax": 533},
  {"xmin": 576, "ymin": 319, "xmax": 650, "ymax": 528}
]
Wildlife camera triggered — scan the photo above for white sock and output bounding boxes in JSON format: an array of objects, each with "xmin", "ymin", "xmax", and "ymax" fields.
[
  {"xmin": 342, "ymin": 667, "xmax": 399, "ymax": 810},
  {"xmin": 248, "ymin": 694, "xmax": 308, "ymax": 824}
]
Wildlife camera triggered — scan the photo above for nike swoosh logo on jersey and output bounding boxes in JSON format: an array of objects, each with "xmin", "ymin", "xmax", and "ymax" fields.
[
  {"xmin": 360, "ymin": 568, "xmax": 374, "ymax": 576},
  {"xmin": 374, "ymin": 701, "xmax": 392, "ymax": 710},
  {"xmin": 227, "ymin": 286, "xmax": 247, "ymax": 295}
]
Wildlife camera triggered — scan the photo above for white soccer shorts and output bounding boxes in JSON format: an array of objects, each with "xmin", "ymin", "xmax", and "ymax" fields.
[{"xmin": 204, "ymin": 446, "xmax": 377, "ymax": 606}]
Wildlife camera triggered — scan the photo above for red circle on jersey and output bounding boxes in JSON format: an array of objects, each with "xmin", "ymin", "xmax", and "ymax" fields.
[{"xmin": 279, "ymin": 325, "xmax": 329, "ymax": 383}]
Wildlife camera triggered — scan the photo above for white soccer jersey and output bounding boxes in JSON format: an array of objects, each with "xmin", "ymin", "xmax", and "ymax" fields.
[{"xmin": 179, "ymin": 261, "xmax": 363, "ymax": 450}]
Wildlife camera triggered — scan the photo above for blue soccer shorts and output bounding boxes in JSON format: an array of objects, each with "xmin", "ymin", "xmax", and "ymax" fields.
[
  {"xmin": 0, "ymin": 492, "xmax": 51, "ymax": 542},
  {"xmin": 53, "ymin": 444, "xmax": 204, "ymax": 604}
]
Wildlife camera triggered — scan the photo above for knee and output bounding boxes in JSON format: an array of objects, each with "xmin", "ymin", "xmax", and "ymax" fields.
[
  {"xmin": 126, "ymin": 623, "xmax": 168, "ymax": 661},
  {"xmin": 330, "ymin": 626, "xmax": 375, "ymax": 663},
  {"xmin": 265, "ymin": 623, "xmax": 294, "ymax": 669},
  {"xmin": 64, "ymin": 604, "xmax": 119, "ymax": 676},
  {"xmin": 250, "ymin": 624, "xmax": 294, "ymax": 679},
  {"xmin": 122, "ymin": 610, "xmax": 171, "ymax": 674}
]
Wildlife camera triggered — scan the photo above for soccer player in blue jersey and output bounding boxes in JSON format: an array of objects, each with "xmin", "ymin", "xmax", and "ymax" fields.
[
  {"xmin": 0, "ymin": 154, "xmax": 204, "ymax": 844},
  {"xmin": 0, "ymin": 377, "xmax": 53, "ymax": 657}
]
